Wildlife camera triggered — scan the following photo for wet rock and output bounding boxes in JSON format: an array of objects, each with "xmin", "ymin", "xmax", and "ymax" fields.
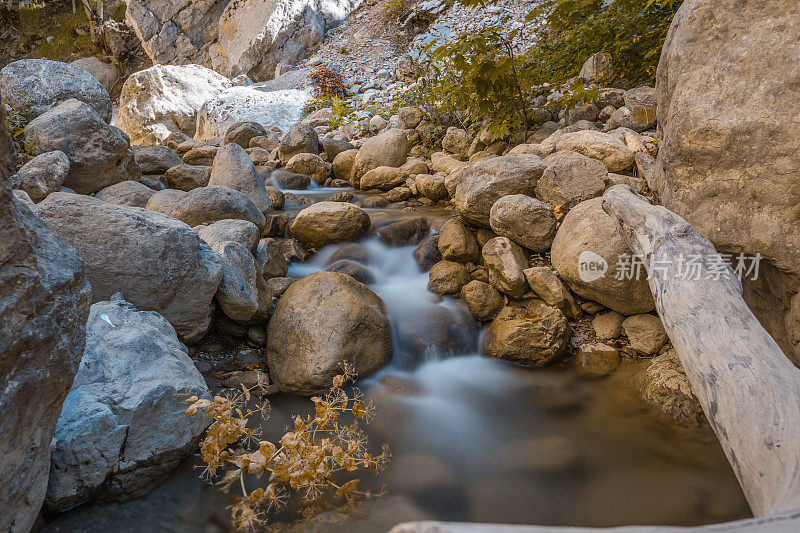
[
  {"xmin": 36, "ymin": 193, "xmax": 224, "ymax": 342},
  {"xmin": 482, "ymin": 237, "xmax": 529, "ymax": 298},
  {"xmin": 17, "ymin": 151, "xmax": 70, "ymax": 203},
  {"xmin": 209, "ymin": 143, "xmax": 273, "ymax": 213},
  {"xmin": 496, "ymin": 436, "xmax": 581, "ymax": 474},
  {"xmin": 351, "ymin": 128, "xmax": 409, "ymax": 183},
  {"xmin": 489, "ymin": 194, "xmax": 557, "ymax": 252},
  {"xmin": 117, "ymin": 64, "xmax": 232, "ymax": 145},
  {"xmin": 270, "ymin": 169, "xmax": 311, "ymax": 189},
  {"xmin": 267, "ymin": 271, "xmax": 392, "ymax": 394},
  {"xmin": 196, "ymin": 219, "xmax": 260, "ymax": 252},
  {"xmin": 45, "ymin": 296, "xmax": 209, "ymax": 512},
  {"xmin": 427, "ymin": 260, "xmax": 471, "ymax": 295},
  {"xmin": 461, "ymin": 280, "xmax": 505, "ymax": 321},
  {"xmin": 278, "ymin": 123, "xmax": 319, "ymax": 165},
  {"xmin": 0, "ymin": 174, "xmax": 91, "ymax": 533},
  {"xmin": 0, "ymin": 58, "xmax": 111, "ymax": 123},
  {"xmin": 24, "ymin": 99, "xmax": 140, "ymax": 194},
  {"xmin": 326, "ymin": 259, "xmax": 374, "ymax": 284},
  {"xmin": 285, "ymin": 153, "xmax": 328, "ymax": 185},
  {"xmin": 288, "ymin": 201, "xmax": 370, "ymax": 249},
  {"xmin": 551, "ymin": 198, "xmax": 654, "ymax": 315},
  {"xmin": 574, "ymin": 342, "xmax": 620, "ymax": 377},
  {"xmin": 538, "ymin": 150, "xmax": 607, "ymax": 210},
  {"xmin": 454, "ymin": 154, "xmax": 546, "ymax": 227},
  {"xmin": 592, "ymin": 311, "xmax": 624, "ymax": 340},
  {"xmin": 327, "ymin": 243, "xmax": 372, "ymax": 265},
  {"xmin": 133, "ymin": 146, "xmax": 182, "ymax": 175},
  {"xmin": 360, "ymin": 166, "xmax": 409, "ymax": 191},
  {"xmin": 414, "ymin": 235, "xmax": 442, "ymax": 272},
  {"xmin": 376, "ymin": 217, "xmax": 430, "ymax": 247},
  {"xmin": 164, "ymin": 164, "xmax": 211, "ymax": 191},
  {"xmin": 622, "ymin": 314, "xmax": 668, "ymax": 356},
  {"xmin": 483, "ymin": 299, "xmax": 571, "ymax": 366},
  {"xmin": 639, "ymin": 349, "xmax": 704, "ymax": 425},
  {"xmin": 95, "ymin": 180, "xmax": 157, "ymax": 208}
]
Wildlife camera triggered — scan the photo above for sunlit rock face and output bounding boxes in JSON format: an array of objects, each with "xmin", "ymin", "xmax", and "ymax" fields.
[{"xmin": 216, "ymin": 0, "xmax": 362, "ymax": 81}]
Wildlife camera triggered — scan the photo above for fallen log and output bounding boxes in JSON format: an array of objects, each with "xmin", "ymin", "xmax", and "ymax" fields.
[{"xmin": 600, "ymin": 185, "xmax": 800, "ymax": 518}]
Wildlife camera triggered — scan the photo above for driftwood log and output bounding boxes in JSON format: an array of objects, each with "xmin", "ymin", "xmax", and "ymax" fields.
[{"xmin": 601, "ymin": 185, "xmax": 800, "ymax": 518}]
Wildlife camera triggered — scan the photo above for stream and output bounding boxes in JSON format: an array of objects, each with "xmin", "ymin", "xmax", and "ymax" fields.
[{"xmin": 39, "ymin": 186, "xmax": 751, "ymax": 533}]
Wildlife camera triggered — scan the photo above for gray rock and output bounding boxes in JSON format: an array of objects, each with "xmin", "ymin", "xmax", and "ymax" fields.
[
  {"xmin": 0, "ymin": 174, "xmax": 91, "ymax": 533},
  {"xmin": 24, "ymin": 99, "xmax": 140, "ymax": 194},
  {"xmin": 36, "ymin": 193, "xmax": 224, "ymax": 341},
  {"xmin": 167, "ymin": 185, "xmax": 267, "ymax": 232},
  {"xmin": 164, "ymin": 164, "xmax": 211, "ymax": 191},
  {"xmin": 145, "ymin": 189, "xmax": 187, "ymax": 215},
  {"xmin": 209, "ymin": 143, "xmax": 273, "ymax": 213},
  {"xmin": 255, "ymin": 237, "xmax": 289, "ymax": 279},
  {"xmin": 267, "ymin": 271, "xmax": 391, "ymax": 394},
  {"xmin": 45, "ymin": 296, "xmax": 209, "ymax": 511},
  {"xmin": 134, "ymin": 145, "xmax": 182, "ymax": 174},
  {"xmin": 454, "ymin": 154, "xmax": 546, "ymax": 227},
  {"xmin": 70, "ymin": 57, "xmax": 121, "ymax": 94},
  {"xmin": 0, "ymin": 59, "xmax": 111, "ymax": 122},
  {"xmin": 538, "ymin": 150, "xmax": 607, "ymax": 210},
  {"xmin": 489, "ymin": 194, "xmax": 557, "ymax": 252},
  {"xmin": 95, "ymin": 180, "xmax": 157, "ymax": 208},
  {"xmin": 17, "ymin": 151, "xmax": 70, "ymax": 203},
  {"xmin": 278, "ymin": 123, "xmax": 319, "ymax": 166},
  {"xmin": 482, "ymin": 237, "xmax": 529, "ymax": 298},
  {"xmin": 213, "ymin": 241, "xmax": 259, "ymax": 321},
  {"xmin": 270, "ymin": 169, "xmax": 311, "ymax": 190},
  {"xmin": 224, "ymin": 121, "xmax": 267, "ymax": 148},
  {"xmin": 196, "ymin": 219, "xmax": 260, "ymax": 252}
]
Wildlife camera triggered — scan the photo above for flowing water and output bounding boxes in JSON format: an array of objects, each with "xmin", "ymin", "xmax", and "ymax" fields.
[{"xmin": 39, "ymin": 187, "xmax": 752, "ymax": 533}]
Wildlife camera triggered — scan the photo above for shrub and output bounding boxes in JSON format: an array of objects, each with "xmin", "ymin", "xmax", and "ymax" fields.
[
  {"xmin": 186, "ymin": 366, "xmax": 390, "ymax": 531},
  {"xmin": 307, "ymin": 66, "xmax": 347, "ymax": 99}
]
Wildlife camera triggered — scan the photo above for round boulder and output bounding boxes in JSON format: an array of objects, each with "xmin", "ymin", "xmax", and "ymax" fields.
[
  {"xmin": 266, "ymin": 271, "xmax": 392, "ymax": 394},
  {"xmin": 551, "ymin": 198, "xmax": 654, "ymax": 315},
  {"xmin": 483, "ymin": 300, "xmax": 571, "ymax": 366},
  {"xmin": 288, "ymin": 202, "xmax": 371, "ymax": 249},
  {"xmin": 489, "ymin": 194, "xmax": 557, "ymax": 252},
  {"xmin": 351, "ymin": 128, "xmax": 409, "ymax": 183}
]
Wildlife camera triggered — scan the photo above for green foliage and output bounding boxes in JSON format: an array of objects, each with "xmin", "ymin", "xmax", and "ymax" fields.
[
  {"xmin": 555, "ymin": 78, "xmax": 600, "ymax": 113},
  {"xmin": 302, "ymin": 96, "xmax": 353, "ymax": 131},
  {"xmin": 3, "ymin": 104, "xmax": 28, "ymax": 158},
  {"xmin": 525, "ymin": 0, "xmax": 681, "ymax": 84}
]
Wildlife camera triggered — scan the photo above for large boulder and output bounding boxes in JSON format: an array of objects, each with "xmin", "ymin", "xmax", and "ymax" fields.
[
  {"xmin": 24, "ymin": 99, "xmax": 140, "ymax": 194},
  {"xmin": 36, "ymin": 193, "xmax": 224, "ymax": 341},
  {"xmin": 70, "ymin": 57, "xmax": 122, "ymax": 94},
  {"xmin": 133, "ymin": 145, "xmax": 182, "ymax": 174},
  {"xmin": 482, "ymin": 237, "xmax": 529, "ymax": 298},
  {"xmin": 267, "ymin": 271, "xmax": 392, "ymax": 394},
  {"xmin": 117, "ymin": 64, "xmax": 232, "ymax": 146},
  {"xmin": 288, "ymin": 201, "xmax": 371, "ymax": 249},
  {"xmin": 46, "ymin": 296, "xmax": 209, "ymax": 512},
  {"xmin": 95, "ymin": 180, "xmax": 157, "ymax": 208},
  {"xmin": 278, "ymin": 123, "xmax": 319, "ymax": 165},
  {"xmin": 212, "ymin": 241, "xmax": 260, "ymax": 321},
  {"xmin": 196, "ymin": 86, "xmax": 311, "ymax": 140},
  {"xmin": 0, "ymin": 58, "xmax": 111, "ymax": 123},
  {"xmin": 217, "ymin": 0, "xmax": 359, "ymax": 81},
  {"xmin": 656, "ymin": 0, "xmax": 800, "ymax": 364},
  {"xmin": 351, "ymin": 128, "xmax": 409, "ymax": 183},
  {"xmin": 0, "ymin": 149, "xmax": 91, "ymax": 533},
  {"xmin": 483, "ymin": 300, "xmax": 571, "ymax": 366},
  {"xmin": 537, "ymin": 150, "xmax": 607, "ymax": 210},
  {"xmin": 553, "ymin": 130, "xmax": 634, "ymax": 173},
  {"xmin": 454, "ymin": 154, "xmax": 546, "ymax": 227},
  {"xmin": 209, "ymin": 143, "xmax": 273, "ymax": 212},
  {"xmin": 550, "ymin": 197, "xmax": 654, "ymax": 315},
  {"xmin": 125, "ymin": 0, "xmax": 229, "ymax": 66}
]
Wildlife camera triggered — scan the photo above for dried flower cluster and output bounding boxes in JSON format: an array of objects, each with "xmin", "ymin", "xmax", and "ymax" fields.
[
  {"xmin": 186, "ymin": 366, "xmax": 390, "ymax": 531},
  {"xmin": 308, "ymin": 66, "xmax": 346, "ymax": 99}
]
